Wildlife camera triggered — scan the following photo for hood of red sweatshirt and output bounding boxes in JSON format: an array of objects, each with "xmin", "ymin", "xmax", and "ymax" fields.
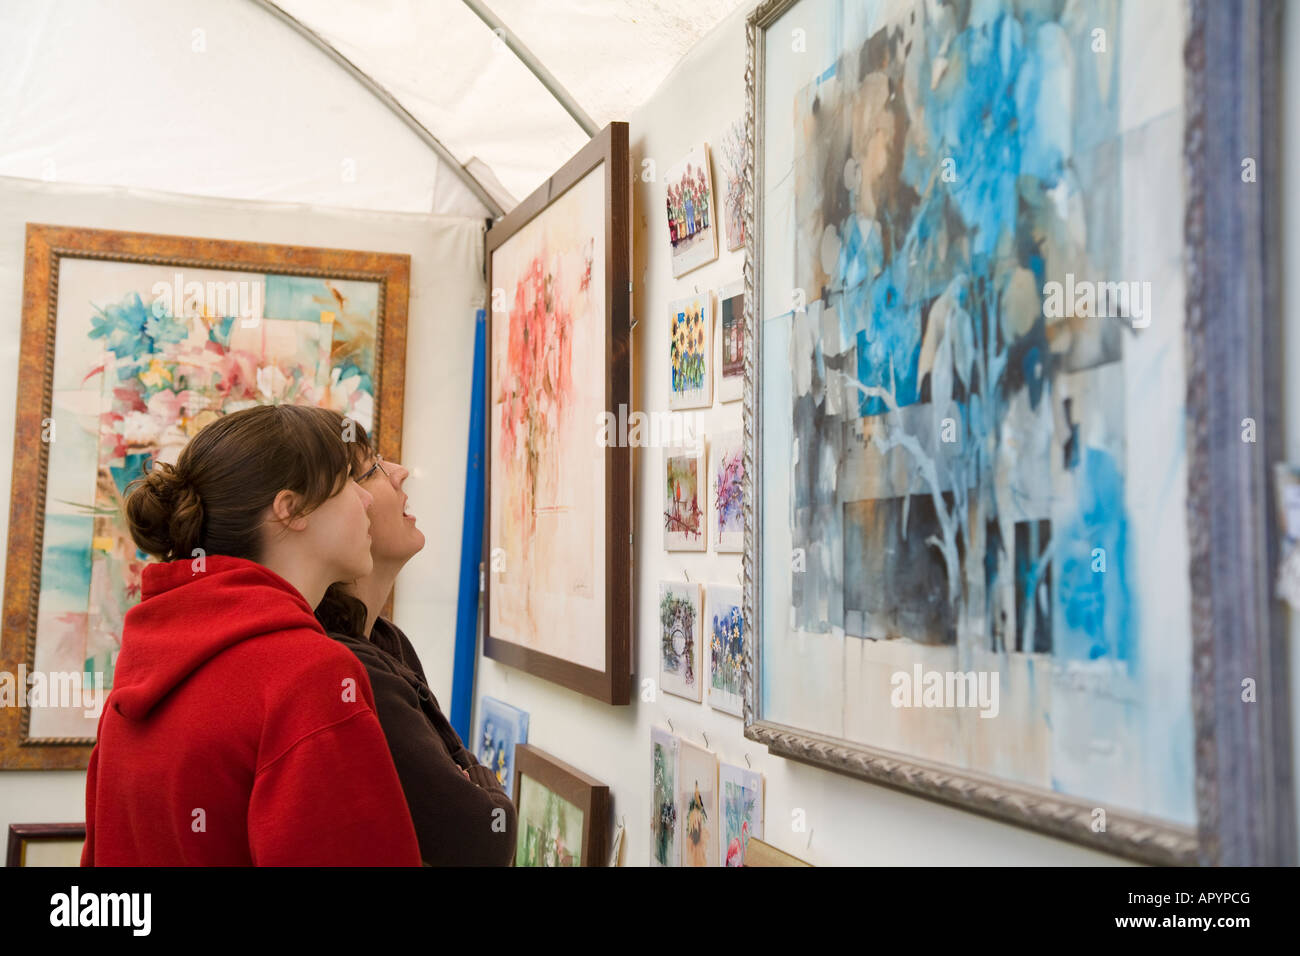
[{"xmin": 109, "ymin": 555, "xmax": 326, "ymax": 721}]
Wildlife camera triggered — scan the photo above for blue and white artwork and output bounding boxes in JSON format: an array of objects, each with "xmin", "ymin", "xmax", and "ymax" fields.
[
  {"xmin": 757, "ymin": 0, "xmax": 1194, "ymax": 827},
  {"xmin": 475, "ymin": 697, "xmax": 530, "ymax": 799}
]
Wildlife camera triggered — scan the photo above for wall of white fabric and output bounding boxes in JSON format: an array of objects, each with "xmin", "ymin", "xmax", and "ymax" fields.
[
  {"xmin": 0, "ymin": 0, "xmax": 749, "ymax": 218},
  {"xmin": 0, "ymin": 0, "xmax": 484, "ymax": 216}
]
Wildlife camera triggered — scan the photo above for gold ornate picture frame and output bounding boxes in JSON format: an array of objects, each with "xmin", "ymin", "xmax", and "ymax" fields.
[{"xmin": 1, "ymin": 224, "xmax": 409, "ymax": 769}]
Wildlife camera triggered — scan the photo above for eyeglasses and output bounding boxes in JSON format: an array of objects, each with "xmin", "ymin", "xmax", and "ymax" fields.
[{"xmin": 356, "ymin": 456, "xmax": 390, "ymax": 484}]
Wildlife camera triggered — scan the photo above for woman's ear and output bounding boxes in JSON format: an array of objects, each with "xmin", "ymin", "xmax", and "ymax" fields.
[{"xmin": 270, "ymin": 488, "xmax": 308, "ymax": 531}]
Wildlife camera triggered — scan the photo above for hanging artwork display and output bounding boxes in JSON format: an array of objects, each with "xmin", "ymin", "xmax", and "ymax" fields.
[
  {"xmin": 717, "ymin": 279, "xmax": 745, "ymax": 403},
  {"xmin": 658, "ymin": 581, "xmax": 703, "ymax": 703},
  {"xmin": 512, "ymin": 744, "xmax": 610, "ymax": 867},
  {"xmin": 474, "ymin": 696, "xmax": 529, "ymax": 799},
  {"xmin": 0, "ymin": 224, "xmax": 409, "ymax": 770},
  {"xmin": 745, "ymin": 0, "xmax": 1289, "ymax": 864},
  {"xmin": 706, "ymin": 585, "xmax": 744, "ymax": 716},
  {"xmin": 710, "ymin": 430, "xmax": 744, "ymax": 552},
  {"xmin": 678, "ymin": 739, "xmax": 718, "ymax": 867},
  {"xmin": 485, "ymin": 122, "xmax": 633, "ymax": 705},
  {"xmin": 665, "ymin": 143, "xmax": 718, "ymax": 278},
  {"xmin": 650, "ymin": 727, "xmax": 680, "ymax": 867},
  {"xmin": 668, "ymin": 293, "xmax": 712, "ymax": 410},
  {"xmin": 663, "ymin": 444, "xmax": 706, "ymax": 551},
  {"xmin": 718, "ymin": 117, "xmax": 748, "ymax": 252},
  {"xmin": 719, "ymin": 762, "xmax": 764, "ymax": 867}
]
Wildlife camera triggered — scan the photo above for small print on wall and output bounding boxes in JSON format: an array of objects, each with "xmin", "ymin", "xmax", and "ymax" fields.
[
  {"xmin": 720, "ymin": 763, "xmax": 764, "ymax": 867},
  {"xmin": 650, "ymin": 727, "xmax": 680, "ymax": 867},
  {"xmin": 664, "ymin": 444, "xmax": 706, "ymax": 551},
  {"xmin": 717, "ymin": 279, "xmax": 745, "ymax": 403},
  {"xmin": 659, "ymin": 581, "xmax": 703, "ymax": 702},
  {"xmin": 718, "ymin": 117, "xmax": 747, "ymax": 252},
  {"xmin": 669, "ymin": 293, "xmax": 712, "ymax": 410},
  {"xmin": 665, "ymin": 143, "xmax": 718, "ymax": 277},
  {"xmin": 678, "ymin": 739, "xmax": 718, "ymax": 867},
  {"xmin": 710, "ymin": 430, "xmax": 744, "ymax": 552},
  {"xmin": 475, "ymin": 697, "xmax": 529, "ymax": 799},
  {"xmin": 707, "ymin": 585, "xmax": 744, "ymax": 717}
]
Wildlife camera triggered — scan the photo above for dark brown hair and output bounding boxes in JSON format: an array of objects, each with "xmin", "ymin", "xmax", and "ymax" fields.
[
  {"xmin": 125, "ymin": 403, "xmax": 354, "ymax": 564},
  {"xmin": 313, "ymin": 411, "xmax": 377, "ymax": 638}
]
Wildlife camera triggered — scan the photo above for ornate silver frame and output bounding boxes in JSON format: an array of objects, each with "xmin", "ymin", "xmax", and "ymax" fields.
[{"xmin": 741, "ymin": 0, "xmax": 1293, "ymax": 865}]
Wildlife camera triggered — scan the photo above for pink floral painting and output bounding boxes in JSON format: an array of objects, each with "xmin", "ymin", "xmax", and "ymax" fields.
[{"xmin": 489, "ymin": 163, "xmax": 608, "ymax": 670}]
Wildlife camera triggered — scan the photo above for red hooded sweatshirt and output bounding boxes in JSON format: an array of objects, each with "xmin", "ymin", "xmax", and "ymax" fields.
[{"xmin": 81, "ymin": 555, "xmax": 421, "ymax": 866}]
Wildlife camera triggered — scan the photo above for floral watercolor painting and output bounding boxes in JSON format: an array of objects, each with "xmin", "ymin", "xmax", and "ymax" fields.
[
  {"xmin": 707, "ymin": 585, "xmax": 744, "ymax": 716},
  {"xmin": 720, "ymin": 763, "xmax": 764, "ymax": 867},
  {"xmin": 718, "ymin": 117, "xmax": 747, "ymax": 252},
  {"xmin": 710, "ymin": 430, "xmax": 743, "ymax": 552},
  {"xmin": 663, "ymin": 445, "xmax": 706, "ymax": 551},
  {"xmin": 29, "ymin": 259, "xmax": 381, "ymax": 742},
  {"xmin": 678, "ymin": 739, "xmax": 718, "ymax": 867},
  {"xmin": 665, "ymin": 143, "xmax": 718, "ymax": 277},
  {"xmin": 489, "ymin": 163, "xmax": 608, "ymax": 671},
  {"xmin": 669, "ymin": 293, "xmax": 711, "ymax": 410},
  {"xmin": 515, "ymin": 773, "xmax": 584, "ymax": 867},
  {"xmin": 659, "ymin": 581, "xmax": 702, "ymax": 702},
  {"xmin": 650, "ymin": 727, "xmax": 680, "ymax": 867},
  {"xmin": 717, "ymin": 279, "xmax": 744, "ymax": 403}
]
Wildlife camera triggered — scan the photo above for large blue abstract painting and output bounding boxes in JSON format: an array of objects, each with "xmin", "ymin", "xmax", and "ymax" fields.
[{"xmin": 756, "ymin": 0, "xmax": 1194, "ymax": 829}]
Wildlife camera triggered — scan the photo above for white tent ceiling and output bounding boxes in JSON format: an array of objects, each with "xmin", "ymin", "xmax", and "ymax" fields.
[{"xmin": 0, "ymin": 0, "xmax": 749, "ymax": 219}]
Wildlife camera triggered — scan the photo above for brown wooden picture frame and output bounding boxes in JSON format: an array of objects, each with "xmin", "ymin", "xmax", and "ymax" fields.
[
  {"xmin": 6, "ymin": 823, "xmax": 86, "ymax": 867},
  {"xmin": 1, "ymin": 224, "xmax": 410, "ymax": 770},
  {"xmin": 511, "ymin": 743, "xmax": 611, "ymax": 867},
  {"xmin": 483, "ymin": 122, "xmax": 632, "ymax": 705}
]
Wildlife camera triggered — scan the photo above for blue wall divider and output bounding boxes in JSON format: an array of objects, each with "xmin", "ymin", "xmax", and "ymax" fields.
[{"xmin": 450, "ymin": 308, "xmax": 486, "ymax": 743}]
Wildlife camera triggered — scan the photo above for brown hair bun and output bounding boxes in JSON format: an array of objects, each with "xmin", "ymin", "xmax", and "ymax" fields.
[{"xmin": 125, "ymin": 459, "xmax": 205, "ymax": 561}]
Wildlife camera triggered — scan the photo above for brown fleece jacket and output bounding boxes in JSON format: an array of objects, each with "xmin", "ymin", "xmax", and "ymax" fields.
[{"xmin": 327, "ymin": 617, "xmax": 517, "ymax": 866}]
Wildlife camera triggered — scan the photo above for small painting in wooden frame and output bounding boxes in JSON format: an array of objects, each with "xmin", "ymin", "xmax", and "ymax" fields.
[
  {"xmin": 7, "ymin": 823, "xmax": 86, "ymax": 867},
  {"xmin": 512, "ymin": 743, "xmax": 610, "ymax": 867}
]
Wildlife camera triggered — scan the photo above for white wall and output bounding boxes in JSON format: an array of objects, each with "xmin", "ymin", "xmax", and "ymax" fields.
[{"xmin": 0, "ymin": 176, "xmax": 484, "ymax": 846}]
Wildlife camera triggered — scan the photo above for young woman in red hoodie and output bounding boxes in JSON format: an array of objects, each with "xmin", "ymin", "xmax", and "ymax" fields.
[{"xmin": 81, "ymin": 403, "xmax": 421, "ymax": 866}]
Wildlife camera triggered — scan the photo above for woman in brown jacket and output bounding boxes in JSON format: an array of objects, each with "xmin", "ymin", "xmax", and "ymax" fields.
[{"xmin": 315, "ymin": 414, "xmax": 517, "ymax": 866}]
